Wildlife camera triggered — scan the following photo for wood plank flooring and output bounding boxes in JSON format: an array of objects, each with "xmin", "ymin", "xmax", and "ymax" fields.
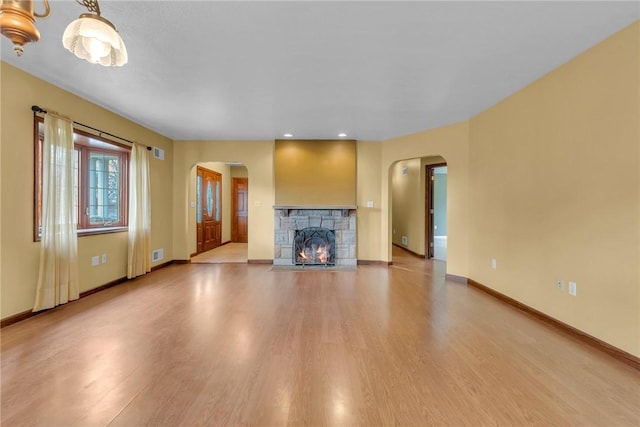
[
  {"xmin": 2, "ymin": 249, "xmax": 639, "ymax": 426},
  {"xmin": 191, "ymin": 243, "xmax": 248, "ymax": 264}
]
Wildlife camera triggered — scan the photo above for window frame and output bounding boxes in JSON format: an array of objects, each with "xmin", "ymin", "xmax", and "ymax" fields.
[{"xmin": 34, "ymin": 116, "xmax": 130, "ymax": 241}]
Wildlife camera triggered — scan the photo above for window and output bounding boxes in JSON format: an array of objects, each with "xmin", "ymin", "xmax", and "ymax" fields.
[{"xmin": 34, "ymin": 117, "xmax": 130, "ymax": 240}]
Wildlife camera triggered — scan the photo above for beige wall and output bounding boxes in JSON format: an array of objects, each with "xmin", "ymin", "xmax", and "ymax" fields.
[
  {"xmin": 381, "ymin": 122, "xmax": 471, "ymax": 276},
  {"xmin": 468, "ymin": 22, "xmax": 640, "ymax": 356},
  {"xmin": 356, "ymin": 141, "xmax": 382, "ymax": 262},
  {"xmin": 172, "ymin": 140, "xmax": 275, "ymax": 262},
  {"xmin": 274, "ymin": 139, "xmax": 357, "ymax": 206},
  {"xmin": 390, "ymin": 159, "xmax": 422, "ymax": 252},
  {"xmin": 230, "ymin": 165, "xmax": 248, "ymax": 178},
  {"xmin": 1, "ymin": 62, "xmax": 174, "ymax": 318}
]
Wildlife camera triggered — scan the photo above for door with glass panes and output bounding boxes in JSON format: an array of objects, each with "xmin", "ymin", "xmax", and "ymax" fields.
[{"xmin": 196, "ymin": 166, "xmax": 222, "ymax": 253}]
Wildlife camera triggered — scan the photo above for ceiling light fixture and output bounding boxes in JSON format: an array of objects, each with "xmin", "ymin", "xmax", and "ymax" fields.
[
  {"xmin": 62, "ymin": 0, "xmax": 127, "ymax": 66},
  {"xmin": 338, "ymin": 133, "xmax": 347, "ymax": 137},
  {"xmin": 0, "ymin": 0, "xmax": 50, "ymax": 56},
  {"xmin": 283, "ymin": 133, "xmax": 293, "ymax": 138},
  {"xmin": 0, "ymin": 0, "xmax": 127, "ymax": 66}
]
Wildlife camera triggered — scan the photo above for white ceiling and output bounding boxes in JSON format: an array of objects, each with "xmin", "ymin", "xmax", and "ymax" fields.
[{"xmin": 2, "ymin": 1, "xmax": 638, "ymax": 141}]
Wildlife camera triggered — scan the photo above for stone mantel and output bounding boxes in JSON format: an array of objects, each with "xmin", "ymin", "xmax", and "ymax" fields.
[
  {"xmin": 273, "ymin": 205, "xmax": 357, "ymax": 210},
  {"xmin": 273, "ymin": 206, "xmax": 357, "ymax": 267}
]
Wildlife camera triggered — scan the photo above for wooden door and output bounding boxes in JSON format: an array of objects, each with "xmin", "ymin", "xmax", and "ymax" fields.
[
  {"xmin": 232, "ymin": 178, "xmax": 248, "ymax": 243},
  {"xmin": 196, "ymin": 166, "xmax": 222, "ymax": 253}
]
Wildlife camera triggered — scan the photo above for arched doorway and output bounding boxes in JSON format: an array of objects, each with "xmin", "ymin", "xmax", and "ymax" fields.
[
  {"xmin": 389, "ymin": 155, "xmax": 447, "ymax": 264},
  {"xmin": 189, "ymin": 161, "xmax": 249, "ymax": 263}
]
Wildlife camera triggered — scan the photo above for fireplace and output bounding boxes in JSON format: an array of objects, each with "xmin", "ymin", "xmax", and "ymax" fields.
[
  {"xmin": 294, "ymin": 227, "xmax": 336, "ymax": 266},
  {"xmin": 274, "ymin": 206, "xmax": 357, "ymax": 267}
]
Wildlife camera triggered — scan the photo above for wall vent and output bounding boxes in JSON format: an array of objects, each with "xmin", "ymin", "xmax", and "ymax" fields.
[
  {"xmin": 153, "ymin": 147, "xmax": 164, "ymax": 160},
  {"xmin": 152, "ymin": 248, "xmax": 164, "ymax": 262}
]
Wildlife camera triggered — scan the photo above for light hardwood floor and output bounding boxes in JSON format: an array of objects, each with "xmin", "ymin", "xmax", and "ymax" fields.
[
  {"xmin": 1, "ymin": 248, "xmax": 639, "ymax": 426},
  {"xmin": 191, "ymin": 243, "xmax": 248, "ymax": 264}
]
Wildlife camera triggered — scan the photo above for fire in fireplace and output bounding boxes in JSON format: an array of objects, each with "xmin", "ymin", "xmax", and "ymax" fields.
[{"xmin": 294, "ymin": 227, "xmax": 336, "ymax": 266}]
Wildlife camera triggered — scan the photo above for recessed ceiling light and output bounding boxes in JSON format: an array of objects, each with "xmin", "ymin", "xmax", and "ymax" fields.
[
  {"xmin": 338, "ymin": 133, "xmax": 347, "ymax": 137},
  {"xmin": 283, "ymin": 133, "xmax": 293, "ymax": 137}
]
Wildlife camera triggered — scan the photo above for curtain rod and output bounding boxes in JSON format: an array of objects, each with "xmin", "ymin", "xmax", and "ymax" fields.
[{"xmin": 32, "ymin": 105, "xmax": 152, "ymax": 151}]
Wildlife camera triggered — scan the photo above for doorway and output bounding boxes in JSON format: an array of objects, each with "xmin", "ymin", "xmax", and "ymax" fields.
[
  {"xmin": 196, "ymin": 166, "xmax": 222, "ymax": 253},
  {"xmin": 232, "ymin": 177, "xmax": 248, "ymax": 243},
  {"xmin": 425, "ymin": 164, "xmax": 447, "ymax": 260}
]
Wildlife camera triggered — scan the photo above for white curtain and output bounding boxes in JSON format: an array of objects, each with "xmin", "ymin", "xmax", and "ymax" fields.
[
  {"xmin": 34, "ymin": 113, "xmax": 79, "ymax": 311},
  {"xmin": 127, "ymin": 143, "xmax": 151, "ymax": 278}
]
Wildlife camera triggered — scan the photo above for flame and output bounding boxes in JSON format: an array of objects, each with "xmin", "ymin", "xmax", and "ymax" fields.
[
  {"xmin": 317, "ymin": 245, "xmax": 328, "ymax": 263},
  {"xmin": 298, "ymin": 243, "xmax": 330, "ymax": 264}
]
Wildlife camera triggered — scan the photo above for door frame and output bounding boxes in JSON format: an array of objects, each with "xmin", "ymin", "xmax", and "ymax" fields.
[{"xmin": 425, "ymin": 162, "xmax": 447, "ymax": 259}]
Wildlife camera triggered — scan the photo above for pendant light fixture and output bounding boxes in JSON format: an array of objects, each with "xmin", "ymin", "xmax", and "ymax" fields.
[
  {"xmin": 1, "ymin": 0, "xmax": 127, "ymax": 66},
  {"xmin": 0, "ymin": 0, "xmax": 51, "ymax": 56},
  {"xmin": 62, "ymin": 0, "xmax": 127, "ymax": 66}
]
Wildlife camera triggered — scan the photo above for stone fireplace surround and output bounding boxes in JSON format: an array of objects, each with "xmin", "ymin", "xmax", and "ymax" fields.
[{"xmin": 273, "ymin": 206, "xmax": 357, "ymax": 266}]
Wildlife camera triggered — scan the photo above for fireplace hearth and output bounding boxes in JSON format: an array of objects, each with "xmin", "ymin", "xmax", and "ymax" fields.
[{"xmin": 273, "ymin": 206, "xmax": 357, "ymax": 267}]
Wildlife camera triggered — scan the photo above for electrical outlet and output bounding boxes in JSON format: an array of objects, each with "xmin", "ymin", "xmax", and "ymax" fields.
[
  {"xmin": 401, "ymin": 236, "xmax": 408, "ymax": 245},
  {"xmin": 556, "ymin": 279, "xmax": 564, "ymax": 291},
  {"xmin": 366, "ymin": 200, "xmax": 374, "ymax": 208},
  {"xmin": 568, "ymin": 281, "xmax": 577, "ymax": 296},
  {"xmin": 491, "ymin": 259, "xmax": 497, "ymax": 269},
  {"xmin": 101, "ymin": 254, "xmax": 107, "ymax": 264},
  {"xmin": 91, "ymin": 256, "xmax": 100, "ymax": 267}
]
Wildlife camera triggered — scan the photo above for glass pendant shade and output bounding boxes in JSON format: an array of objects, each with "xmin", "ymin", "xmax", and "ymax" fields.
[{"xmin": 62, "ymin": 14, "xmax": 127, "ymax": 66}]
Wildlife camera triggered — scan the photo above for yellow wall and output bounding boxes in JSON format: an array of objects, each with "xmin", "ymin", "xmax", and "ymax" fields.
[
  {"xmin": 381, "ymin": 122, "xmax": 471, "ymax": 276},
  {"xmin": 172, "ymin": 140, "xmax": 275, "ymax": 262},
  {"xmin": 230, "ymin": 165, "xmax": 248, "ymax": 178},
  {"xmin": 356, "ymin": 140, "xmax": 382, "ymax": 262},
  {"xmin": 1, "ymin": 62, "xmax": 174, "ymax": 318},
  {"xmin": 468, "ymin": 22, "xmax": 639, "ymax": 356},
  {"xmin": 274, "ymin": 139, "xmax": 357, "ymax": 206},
  {"xmin": 390, "ymin": 158, "xmax": 422, "ymax": 252}
]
